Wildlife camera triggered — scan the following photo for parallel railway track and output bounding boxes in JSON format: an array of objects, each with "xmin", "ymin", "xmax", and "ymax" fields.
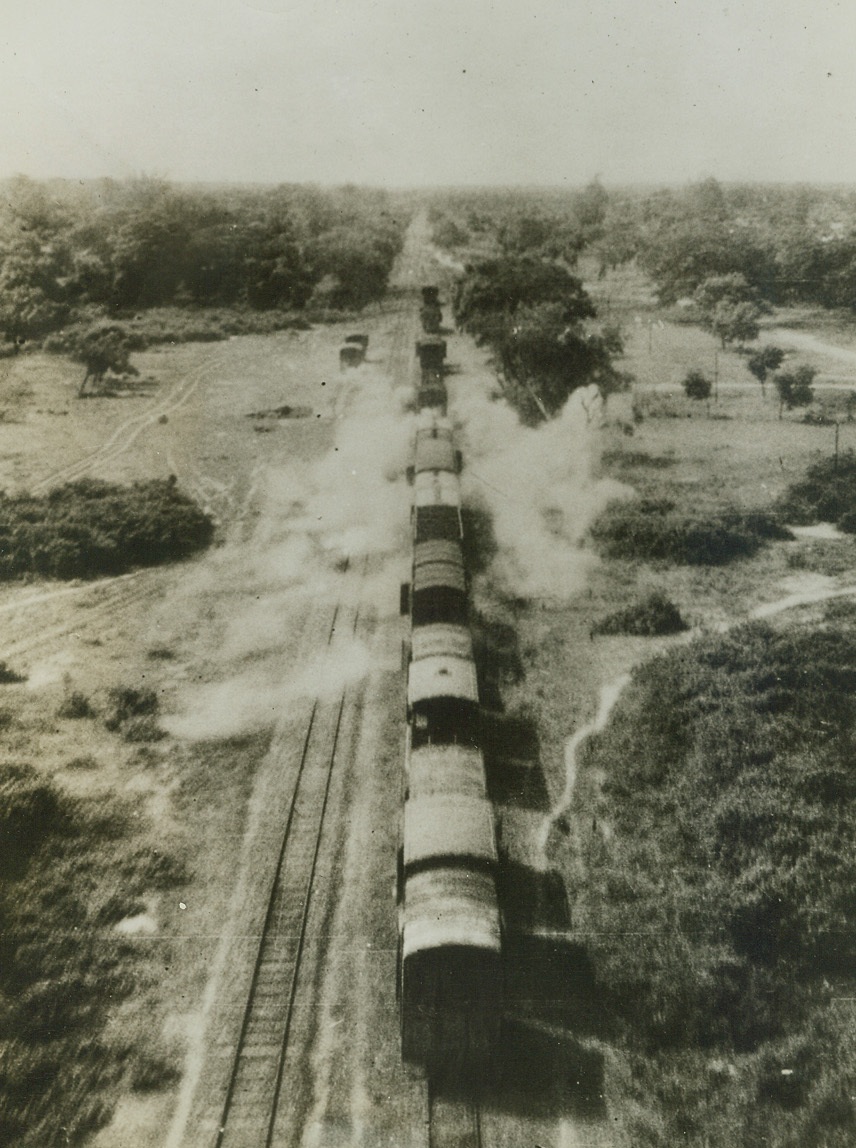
[{"xmin": 211, "ymin": 562, "xmax": 367, "ymax": 1148}]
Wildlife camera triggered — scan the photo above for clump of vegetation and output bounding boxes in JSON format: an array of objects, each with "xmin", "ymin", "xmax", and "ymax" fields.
[
  {"xmin": 776, "ymin": 449, "xmax": 856, "ymax": 530},
  {"xmin": 590, "ymin": 499, "xmax": 791, "ymax": 565},
  {"xmin": 0, "ymin": 477, "xmax": 213, "ymax": 581},
  {"xmin": 0, "ymin": 660, "xmax": 26, "ymax": 684},
  {"xmin": 593, "ymin": 591, "xmax": 688, "ymax": 636},
  {"xmin": 57, "ymin": 691, "xmax": 95, "ymax": 719},
  {"xmin": 775, "ymin": 364, "xmax": 817, "ymax": 419},
  {"xmin": 601, "ymin": 449, "xmax": 676, "ymax": 471},
  {"xmin": 104, "ymin": 684, "xmax": 158, "ymax": 730},
  {"xmin": 573, "ymin": 607, "xmax": 856, "ymax": 1146},
  {"xmin": 452, "ymin": 255, "xmax": 625, "ymax": 422},
  {"xmin": 0, "ymin": 763, "xmax": 179, "ymax": 1146}
]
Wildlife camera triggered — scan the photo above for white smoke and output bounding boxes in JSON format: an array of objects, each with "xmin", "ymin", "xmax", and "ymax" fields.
[
  {"xmin": 454, "ymin": 383, "xmax": 629, "ymax": 599},
  {"xmin": 165, "ymin": 365, "xmax": 414, "ymax": 741}
]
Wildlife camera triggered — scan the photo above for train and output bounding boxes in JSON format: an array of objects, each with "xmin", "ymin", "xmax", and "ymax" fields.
[{"xmin": 396, "ymin": 289, "xmax": 504, "ymax": 1069}]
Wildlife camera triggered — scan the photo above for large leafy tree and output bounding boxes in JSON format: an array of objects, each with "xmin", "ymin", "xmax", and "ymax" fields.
[{"xmin": 454, "ymin": 256, "xmax": 623, "ymax": 422}]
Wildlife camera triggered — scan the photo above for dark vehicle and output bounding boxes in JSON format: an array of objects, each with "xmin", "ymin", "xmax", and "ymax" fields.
[
  {"xmin": 416, "ymin": 336, "xmax": 447, "ymax": 373},
  {"xmin": 420, "ymin": 304, "xmax": 443, "ymax": 334},
  {"xmin": 421, "ymin": 285, "xmax": 440, "ymax": 305},
  {"xmin": 408, "ymin": 559, "xmax": 468, "ymax": 626},
  {"xmin": 339, "ymin": 343, "xmax": 364, "ymax": 369},
  {"xmin": 417, "ymin": 368, "xmax": 447, "ymax": 413}
]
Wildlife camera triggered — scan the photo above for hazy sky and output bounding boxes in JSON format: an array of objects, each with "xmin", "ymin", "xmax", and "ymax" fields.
[{"xmin": 2, "ymin": 0, "xmax": 855, "ymax": 187}]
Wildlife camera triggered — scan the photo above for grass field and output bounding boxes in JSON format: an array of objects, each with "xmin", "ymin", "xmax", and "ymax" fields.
[{"xmin": 486, "ymin": 264, "xmax": 856, "ymax": 1146}]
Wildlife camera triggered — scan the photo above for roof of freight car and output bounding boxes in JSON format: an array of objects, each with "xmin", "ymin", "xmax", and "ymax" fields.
[
  {"xmin": 414, "ymin": 437, "xmax": 457, "ymax": 474},
  {"xmin": 413, "ymin": 471, "xmax": 461, "ymax": 508},
  {"xmin": 406, "ymin": 743, "xmax": 487, "ymax": 800},
  {"xmin": 402, "ymin": 867, "xmax": 501, "ymax": 957},
  {"xmin": 412, "ymin": 562, "xmax": 467, "ymax": 595},
  {"xmin": 413, "ymin": 504, "xmax": 463, "ymax": 543},
  {"xmin": 413, "ymin": 539, "xmax": 465, "ymax": 570},
  {"xmin": 407, "ymin": 654, "xmax": 479, "ymax": 705},
  {"xmin": 411, "ymin": 623, "xmax": 473, "ymax": 662},
  {"xmin": 403, "ymin": 794, "xmax": 497, "ymax": 867}
]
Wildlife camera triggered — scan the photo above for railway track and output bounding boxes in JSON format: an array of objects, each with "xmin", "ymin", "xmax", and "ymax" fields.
[
  {"xmin": 209, "ymin": 563, "xmax": 367, "ymax": 1148},
  {"xmin": 427, "ymin": 1080, "xmax": 483, "ymax": 1148}
]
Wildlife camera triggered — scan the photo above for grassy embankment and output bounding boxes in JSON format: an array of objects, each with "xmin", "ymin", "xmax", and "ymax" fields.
[{"xmin": 490, "ymin": 266, "xmax": 856, "ymax": 1144}]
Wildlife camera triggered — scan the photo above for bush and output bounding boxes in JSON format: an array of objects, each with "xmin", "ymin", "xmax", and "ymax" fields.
[
  {"xmin": 57, "ymin": 691, "xmax": 94, "ymax": 719},
  {"xmin": 776, "ymin": 449, "xmax": 856, "ymax": 529},
  {"xmin": 105, "ymin": 686, "xmax": 159, "ymax": 732},
  {"xmin": 574, "ymin": 604, "xmax": 856, "ymax": 1144},
  {"xmin": 593, "ymin": 591, "xmax": 688, "ymax": 636},
  {"xmin": 0, "ymin": 660, "xmax": 26, "ymax": 684},
  {"xmin": 0, "ymin": 477, "xmax": 213, "ymax": 581},
  {"xmin": 0, "ymin": 760, "xmax": 185, "ymax": 1145},
  {"xmin": 590, "ymin": 499, "xmax": 792, "ymax": 565}
]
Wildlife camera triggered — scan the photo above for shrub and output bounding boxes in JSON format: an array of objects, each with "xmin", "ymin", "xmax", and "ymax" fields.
[
  {"xmin": 105, "ymin": 686, "xmax": 159, "ymax": 732},
  {"xmin": 57, "ymin": 691, "xmax": 94, "ymax": 719},
  {"xmin": 0, "ymin": 477, "xmax": 214, "ymax": 581},
  {"xmin": 0, "ymin": 761, "xmax": 186, "ymax": 1144},
  {"xmin": 593, "ymin": 591, "xmax": 688, "ymax": 636},
  {"xmin": 776, "ymin": 449, "xmax": 856, "ymax": 529},
  {"xmin": 0, "ymin": 660, "xmax": 26, "ymax": 684},
  {"xmin": 574, "ymin": 603, "xmax": 856, "ymax": 1143},
  {"xmin": 590, "ymin": 500, "xmax": 791, "ymax": 565}
]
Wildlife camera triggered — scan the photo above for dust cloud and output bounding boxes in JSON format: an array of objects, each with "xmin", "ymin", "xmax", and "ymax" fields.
[
  {"xmin": 454, "ymin": 383, "xmax": 629, "ymax": 600},
  {"xmin": 164, "ymin": 366, "xmax": 414, "ymax": 741}
]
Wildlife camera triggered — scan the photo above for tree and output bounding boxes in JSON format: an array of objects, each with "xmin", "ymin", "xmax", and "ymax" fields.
[
  {"xmin": 775, "ymin": 365, "xmax": 817, "ymax": 419},
  {"xmin": 453, "ymin": 256, "xmax": 622, "ymax": 422},
  {"xmin": 683, "ymin": 369, "xmax": 712, "ymax": 413},
  {"xmin": 70, "ymin": 325, "xmax": 136, "ymax": 397},
  {"xmin": 453, "ymin": 256, "xmax": 594, "ymax": 340},
  {"xmin": 492, "ymin": 302, "xmax": 624, "ymax": 421},
  {"xmin": 746, "ymin": 345, "xmax": 785, "ymax": 397},
  {"xmin": 693, "ymin": 274, "xmax": 763, "ymax": 349},
  {"xmin": 710, "ymin": 299, "xmax": 762, "ymax": 349}
]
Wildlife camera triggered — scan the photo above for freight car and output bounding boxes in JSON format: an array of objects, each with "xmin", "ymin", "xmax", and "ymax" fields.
[
  {"xmin": 417, "ymin": 367, "xmax": 447, "ymax": 413},
  {"xmin": 397, "ymin": 791, "xmax": 502, "ymax": 1066},
  {"xmin": 412, "ymin": 469, "xmax": 463, "ymax": 543},
  {"xmin": 408, "ymin": 540, "xmax": 468, "ymax": 626},
  {"xmin": 420, "ymin": 303, "xmax": 443, "ymax": 334},
  {"xmin": 339, "ymin": 343, "xmax": 364, "ymax": 369},
  {"xmin": 415, "ymin": 335, "xmax": 447, "ymax": 373}
]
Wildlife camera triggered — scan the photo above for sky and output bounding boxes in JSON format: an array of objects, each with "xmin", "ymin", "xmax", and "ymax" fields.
[{"xmin": 1, "ymin": 0, "xmax": 855, "ymax": 188}]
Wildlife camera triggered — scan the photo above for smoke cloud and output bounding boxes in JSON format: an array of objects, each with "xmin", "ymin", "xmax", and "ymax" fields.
[
  {"xmin": 454, "ymin": 382, "xmax": 629, "ymax": 600},
  {"xmin": 165, "ymin": 366, "xmax": 414, "ymax": 741}
]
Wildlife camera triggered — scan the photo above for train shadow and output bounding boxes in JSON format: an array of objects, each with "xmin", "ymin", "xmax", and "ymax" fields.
[
  {"xmin": 430, "ymin": 1014, "xmax": 605, "ymax": 1122},
  {"xmin": 460, "ymin": 505, "xmax": 498, "ymax": 576},
  {"xmin": 497, "ymin": 861, "xmax": 569, "ymax": 933},
  {"xmin": 480, "ymin": 711, "xmax": 549, "ymax": 811}
]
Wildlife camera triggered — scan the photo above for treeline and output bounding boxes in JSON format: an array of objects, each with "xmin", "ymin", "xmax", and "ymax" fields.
[
  {"xmin": 576, "ymin": 607, "xmax": 856, "ymax": 1146},
  {"xmin": 598, "ymin": 178, "xmax": 856, "ymax": 309},
  {"xmin": 431, "ymin": 178, "xmax": 856, "ymax": 313},
  {"xmin": 428, "ymin": 179, "xmax": 609, "ymax": 264},
  {"xmin": 0, "ymin": 176, "xmax": 407, "ymax": 345}
]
